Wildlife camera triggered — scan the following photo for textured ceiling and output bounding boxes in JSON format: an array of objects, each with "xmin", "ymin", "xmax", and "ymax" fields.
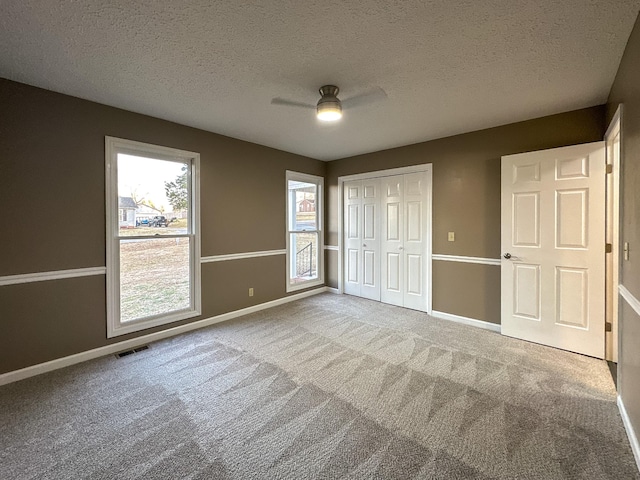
[{"xmin": 2, "ymin": 1, "xmax": 639, "ymax": 161}]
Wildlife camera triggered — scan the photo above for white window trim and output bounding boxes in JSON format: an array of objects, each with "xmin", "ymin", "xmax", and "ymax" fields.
[
  {"xmin": 286, "ymin": 170, "xmax": 324, "ymax": 292},
  {"xmin": 105, "ymin": 136, "xmax": 201, "ymax": 338}
]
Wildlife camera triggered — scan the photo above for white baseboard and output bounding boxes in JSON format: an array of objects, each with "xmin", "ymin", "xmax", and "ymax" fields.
[
  {"xmin": 431, "ymin": 310, "xmax": 501, "ymax": 333},
  {"xmin": 618, "ymin": 395, "xmax": 640, "ymax": 472},
  {"xmin": 0, "ymin": 287, "xmax": 330, "ymax": 387},
  {"xmin": 326, "ymin": 287, "xmax": 340, "ymax": 294}
]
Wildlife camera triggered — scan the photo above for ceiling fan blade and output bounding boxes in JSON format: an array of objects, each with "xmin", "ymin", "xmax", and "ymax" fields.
[
  {"xmin": 342, "ymin": 87, "xmax": 388, "ymax": 109},
  {"xmin": 271, "ymin": 98, "xmax": 315, "ymax": 109}
]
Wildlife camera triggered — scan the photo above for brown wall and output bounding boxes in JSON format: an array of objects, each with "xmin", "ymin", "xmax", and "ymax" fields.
[
  {"xmin": 0, "ymin": 77, "xmax": 621, "ymax": 374},
  {"xmin": 326, "ymin": 107, "xmax": 606, "ymax": 322},
  {"xmin": 0, "ymin": 79, "xmax": 325, "ymax": 374},
  {"xmin": 607, "ymin": 11, "xmax": 640, "ymax": 454}
]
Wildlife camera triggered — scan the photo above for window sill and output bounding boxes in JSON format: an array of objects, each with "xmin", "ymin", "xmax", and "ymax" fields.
[
  {"xmin": 286, "ymin": 278, "xmax": 325, "ymax": 293},
  {"xmin": 107, "ymin": 308, "xmax": 201, "ymax": 338}
]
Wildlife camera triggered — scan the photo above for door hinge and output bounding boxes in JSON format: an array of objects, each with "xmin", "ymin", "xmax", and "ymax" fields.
[
  {"xmin": 605, "ymin": 322, "xmax": 613, "ymax": 332},
  {"xmin": 605, "ymin": 243, "xmax": 612, "ymax": 253},
  {"xmin": 606, "ymin": 164, "xmax": 613, "ymax": 174}
]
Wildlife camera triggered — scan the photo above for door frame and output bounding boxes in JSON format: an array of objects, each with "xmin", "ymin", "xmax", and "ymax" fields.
[
  {"xmin": 605, "ymin": 104, "xmax": 623, "ymax": 364},
  {"xmin": 337, "ymin": 164, "xmax": 433, "ymax": 314}
]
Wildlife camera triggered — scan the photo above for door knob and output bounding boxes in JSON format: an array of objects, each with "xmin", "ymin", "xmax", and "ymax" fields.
[
  {"xmin": 503, "ymin": 253, "xmax": 512, "ymax": 259},
  {"xmin": 363, "ymin": 244, "xmax": 367, "ymax": 247},
  {"xmin": 399, "ymin": 246, "xmax": 404, "ymax": 250}
]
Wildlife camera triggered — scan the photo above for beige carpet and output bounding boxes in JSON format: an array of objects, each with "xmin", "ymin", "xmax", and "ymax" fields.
[{"xmin": 1, "ymin": 293, "xmax": 638, "ymax": 479}]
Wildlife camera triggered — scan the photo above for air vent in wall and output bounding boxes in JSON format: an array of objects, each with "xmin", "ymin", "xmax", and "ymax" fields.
[{"xmin": 115, "ymin": 345, "xmax": 149, "ymax": 358}]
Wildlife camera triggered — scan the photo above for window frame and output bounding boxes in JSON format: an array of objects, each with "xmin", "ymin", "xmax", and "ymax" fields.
[
  {"xmin": 105, "ymin": 136, "xmax": 201, "ymax": 338},
  {"xmin": 285, "ymin": 170, "xmax": 324, "ymax": 292}
]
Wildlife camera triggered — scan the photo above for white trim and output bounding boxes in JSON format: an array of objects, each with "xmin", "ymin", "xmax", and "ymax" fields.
[
  {"xmin": 618, "ymin": 395, "xmax": 640, "ymax": 472},
  {"xmin": 432, "ymin": 310, "xmax": 501, "ymax": 333},
  {"xmin": 106, "ymin": 309, "xmax": 203, "ymax": 338},
  {"xmin": 287, "ymin": 277, "xmax": 325, "ymax": 292},
  {"xmin": 0, "ymin": 267, "xmax": 106, "ymax": 287},
  {"xmin": 425, "ymin": 168, "xmax": 433, "ymax": 314},
  {"xmin": 201, "ymin": 249, "xmax": 286, "ymax": 263},
  {"xmin": 620, "ymin": 285, "xmax": 640, "ymax": 317},
  {"xmin": 324, "ymin": 245, "xmax": 339, "ymax": 251},
  {"xmin": 339, "ymin": 164, "xmax": 434, "ymax": 182},
  {"xmin": 0, "ymin": 287, "xmax": 330, "ymax": 387},
  {"xmin": 105, "ymin": 136, "xmax": 201, "ymax": 338},
  {"xmin": 431, "ymin": 254, "xmax": 501, "ymax": 266},
  {"xmin": 0, "ymin": 249, "xmax": 291, "ymax": 285},
  {"xmin": 605, "ymin": 104, "xmax": 623, "ymax": 139},
  {"xmin": 326, "ymin": 286, "xmax": 340, "ymax": 294},
  {"xmin": 337, "ymin": 180, "xmax": 344, "ymax": 294},
  {"xmin": 286, "ymin": 170, "xmax": 324, "ymax": 293},
  {"xmin": 193, "ymin": 150, "xmax": 202, "ymax": 324},
  {"xmin": 605, "ymin": 104, "xmax": 622, "ymax": 363}
]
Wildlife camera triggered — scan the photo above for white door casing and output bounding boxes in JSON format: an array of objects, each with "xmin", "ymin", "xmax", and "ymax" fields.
[
  {"xmin": 501, "ymin": 142, "xmax": 606, "ymax": 358},
  {"xmin": 605, "ymin": 106, "xmax": 622, "ymax": 363}
]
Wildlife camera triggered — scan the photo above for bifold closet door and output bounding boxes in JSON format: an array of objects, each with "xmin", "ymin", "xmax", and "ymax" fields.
[
  {"xmin": 343, "ymin": 179, "xmax": 381, "ymax": 300},
  {"xmin": 381, "ymin": 172, "xmax": 429, "ymax": 311}
]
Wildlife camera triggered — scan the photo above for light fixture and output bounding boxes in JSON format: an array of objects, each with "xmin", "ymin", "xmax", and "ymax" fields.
[{"xmin": 316, "ymin": 85, "xmax": 343, "ymax": 121}]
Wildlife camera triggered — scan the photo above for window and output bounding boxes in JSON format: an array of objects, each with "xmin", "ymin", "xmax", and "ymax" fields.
[
  {"xmin": 286, "ymin": 171, "xmax": 324, "ymax": 291},
  {"xmin": 105, "ymin": 137, "xmax": 200, "ymax": 337}
]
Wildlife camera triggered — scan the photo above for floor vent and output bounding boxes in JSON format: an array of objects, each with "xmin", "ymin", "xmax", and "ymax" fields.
[{"xmin": 115, "ymin": 345, "xmax": 149, "ymax": 358}]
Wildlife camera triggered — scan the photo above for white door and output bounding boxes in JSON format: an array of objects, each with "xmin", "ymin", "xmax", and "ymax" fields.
[
  {"xmin": 381, "ymin": 172, "xmax": 429, "ymax": 311},
  {"xmin": 361, "ymin": 178, "xmax": 381, "ymax": 300},
  {"xmin": 501, "ymin": 142, "xmax": 606, "ymax": 358},
  {"xmin": 344, "ymin": 179, "xmax": 382, "ymax": 300},
  {"xmin": 381, "ymin": 175, "xmax": 404, "ymax": 307},
  {"xmin": 344, "ymin": 181, "xmax": 362, "ymax": 297},
  {"xmin": 403, "ymin": 173, "xmax": 429, "ymax": 310}
]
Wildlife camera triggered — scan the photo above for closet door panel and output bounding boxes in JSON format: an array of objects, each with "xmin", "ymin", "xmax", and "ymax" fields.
[
  {"xmin": 361, "ymin": 179, "xmax": 381, "ymax": 300},
  {"xmin": 403, "ymin": 172, "xmax": 429, "ymax": 311},
  {"xmin": 344, "ymin": 182, "xmax": 362, "ymax": 296},
  {"xmin": 381, "ymin": 175, "xmax": 404, "ymax": 307},
  {"xmin": 344, "ymin": 170, "xmax": 430, "ymax": 312}
]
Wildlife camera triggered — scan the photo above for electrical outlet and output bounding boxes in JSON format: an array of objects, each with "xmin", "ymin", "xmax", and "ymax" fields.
[
  {"xmin": 448, "ymin": 232, "xmax": 455, "ymax": 242},
  {"xmin": 249, "ymin": 287, "xmax": 254, "ymax": 297}
]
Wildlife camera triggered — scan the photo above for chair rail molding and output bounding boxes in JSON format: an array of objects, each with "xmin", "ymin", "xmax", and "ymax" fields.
[
  {"xmin": 0, "ymin": 267, "xmax": 107, "ymax": 287},
  {"xmin": 431, "ymin": 254, "xmax": 501, "ymax": 266}
]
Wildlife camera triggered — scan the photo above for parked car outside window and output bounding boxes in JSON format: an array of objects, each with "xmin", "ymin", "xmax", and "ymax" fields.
[{"xmin": 149, "ymin": 215, "xmax": 168, "ymax": 227}]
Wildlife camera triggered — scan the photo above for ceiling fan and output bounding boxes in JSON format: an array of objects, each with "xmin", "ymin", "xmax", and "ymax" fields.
[{"xmin": 271, "ymin": 85, "xmax": 387, "ymax": 122}]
